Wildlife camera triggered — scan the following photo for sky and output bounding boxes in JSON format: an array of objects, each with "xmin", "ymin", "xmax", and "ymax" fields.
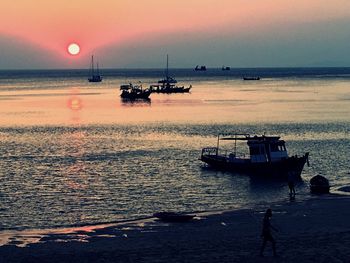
[{"xmin": 1, "ymin": 0, "xmax": 350, "ymax": 69}]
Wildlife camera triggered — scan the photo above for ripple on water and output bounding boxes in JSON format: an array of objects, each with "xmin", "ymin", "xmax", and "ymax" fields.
[{"xmin": 0, "ymin": 123, "xmax": 349, "ymax": 230}]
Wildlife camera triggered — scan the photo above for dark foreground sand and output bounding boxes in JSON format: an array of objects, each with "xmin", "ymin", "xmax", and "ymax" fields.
[{"xmin": 1, "ymin": 195, "xmax": 350, "ymax": 263}]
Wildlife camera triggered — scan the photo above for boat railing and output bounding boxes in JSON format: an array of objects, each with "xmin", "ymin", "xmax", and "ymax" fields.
[
  {"xmin": 201, "ymin": 147, "xmax": 218, "ymax": 156},
  {"xmin": 120, "ymin": 84, "xmax": 132, "ymax": 90},
  {"xmin": 218, "ymin": 150, "xmax": 248, "ymax": 159},
  {"xmin": 227, "ymin": 152, "xmax": 248, "ymax": 158}
]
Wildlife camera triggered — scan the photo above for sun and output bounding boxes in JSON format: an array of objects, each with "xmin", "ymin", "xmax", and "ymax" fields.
[{"xmin": 67, "ymin": 43, "xmax": 80, "ymax": 55}]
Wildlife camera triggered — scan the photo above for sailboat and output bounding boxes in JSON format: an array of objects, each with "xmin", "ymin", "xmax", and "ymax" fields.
[
  {"xmin": 150, "ymin": 55, "xmax": 192, "ymax": 93},
  {"xmin": 88, "ymin": 55, "xmax": 102, "ymax": 82}
]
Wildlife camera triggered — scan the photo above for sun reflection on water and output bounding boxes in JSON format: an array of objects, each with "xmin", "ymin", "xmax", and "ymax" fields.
[{"xmin": 67, "ymin": 88, "xmax": 83, "ymax": 125}]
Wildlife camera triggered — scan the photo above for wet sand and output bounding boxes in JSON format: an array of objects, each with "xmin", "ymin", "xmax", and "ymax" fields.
[{"xmin": 1, "ymin": 195, "xmax": 350, "ymax": 263}]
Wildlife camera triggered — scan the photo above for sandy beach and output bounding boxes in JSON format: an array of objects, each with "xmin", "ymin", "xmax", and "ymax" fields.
[{"xmin": 1, "ymin": 194, "xmax": 350, "ymax": 263}]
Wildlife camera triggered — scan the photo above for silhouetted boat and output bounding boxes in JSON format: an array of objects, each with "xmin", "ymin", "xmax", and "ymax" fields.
[
  {"xmin": 310, "ymin": 175, "xmax": 330, "ymax": 194},
  {"xmin": 120, "ymin": 83, "xmax": 151, "ymax": 100},
  {"xmin": 150, "ymin": 84, "xmax": 192, "ymax": 93},
  {"xmin": 88, "ymin": 55, "xmax": 102, "ymax": 82},
  {"xmin": 150, "ymin": 55, "xmax": 192, "ymax": 94},
  {"xmin": 200, "ymin": 134, "xmax": 309, "ymax": 180},
  {"xmin": 195, "ymin": 65, "xmax": 207, "ymax": 71},
  {"xmin": 243, "ymin": 76, "xmax": 260, "ymax": 80},
  {"xmin": 222, "ymin": 66, "xmax": 230, "ymax": 71},
  {"xmin": 153, "ymin": 212, "xmax": 195, "ymax": 222}
]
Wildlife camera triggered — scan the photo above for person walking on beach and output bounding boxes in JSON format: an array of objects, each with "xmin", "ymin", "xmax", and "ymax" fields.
[
  {"xmin": 259, "ymin": 208, "xmax": 278, "ymax": 257},
  {"xmin": 288, "ymin": 171, "xmax": 296, "ymax": 198}
]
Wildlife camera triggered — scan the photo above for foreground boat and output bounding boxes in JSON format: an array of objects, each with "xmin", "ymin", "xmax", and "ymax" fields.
[
  {"xmin": 120, "ymin": 83, "xmax": 151, "ymax": 100},
  {"xmin": 200, "ymin": 134, "xmax": 309, "ymax": 180}
]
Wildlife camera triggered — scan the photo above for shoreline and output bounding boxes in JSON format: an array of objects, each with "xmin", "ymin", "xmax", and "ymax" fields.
[
  {"xmin": 1, "ymin": 193, "xmax": 350, "ymax": 262},
  {"xmin": 0, "ymin": 192, "xmax": 329, "ymax": 247}
]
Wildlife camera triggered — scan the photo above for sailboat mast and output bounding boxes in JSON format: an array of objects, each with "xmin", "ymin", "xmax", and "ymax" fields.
[
  {"xmin": 91, "ymin": 55, "xmax": 95, "ymax": 75},
  {"xmin": 166, "ymin": 54, "xmax": 169, "ymax": 79}
]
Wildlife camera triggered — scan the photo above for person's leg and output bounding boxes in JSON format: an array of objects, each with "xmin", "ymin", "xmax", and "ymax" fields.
[
  {"xmin": 288, "ymin": 183, "xmax": 293, "ymax": 195},
  {"xmin": 260, "ymin": 238, "xmax": 267, "ymax": 256},
  {"xmin": 271, "ymin": 237, "xmax": 277, "ymax": 256}
]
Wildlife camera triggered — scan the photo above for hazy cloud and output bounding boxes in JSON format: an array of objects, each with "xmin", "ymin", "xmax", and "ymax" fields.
[{"xmin": 1, "ymin": 1, "xmax": 350, "ymax": 68}]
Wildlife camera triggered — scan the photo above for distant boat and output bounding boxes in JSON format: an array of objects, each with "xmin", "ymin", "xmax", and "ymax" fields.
[
  {"xmin": 120, "ymin": 83, "xmax": 151, "ymax": 100},
  {"xmin": 195, "ymin": 65, "xmax": 207, "ymax": 71},
  {"xmin": 150, "ymin": 84, "xmax": 192, "ymax": 93},
  {"xmin": 222, "ymin": 66, "xmax": 230, "ymax": 71},
  {"xmin": 88, "ymin": 55, "xmax": 102, "ymax": 82},
  {"xmin": 150, "ymin": 55, "xmax": 192, "ymax": 94},
  {"xmin": 243, "ymin": 76, "xmax": 260, "ymax": 80}
]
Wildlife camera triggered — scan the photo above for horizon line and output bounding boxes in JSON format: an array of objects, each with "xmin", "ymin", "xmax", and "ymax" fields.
[{"xmin": 1, "ymin": 66, "xmax": 350, "ymax": 71}]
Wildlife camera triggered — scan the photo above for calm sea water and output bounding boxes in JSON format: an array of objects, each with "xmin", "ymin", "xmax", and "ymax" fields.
[{"xmin": 0, "ymin": 68, "xmax": 349, "ymax": 230}]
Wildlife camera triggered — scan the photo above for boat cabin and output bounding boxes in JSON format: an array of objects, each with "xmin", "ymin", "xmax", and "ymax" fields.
[
  {"xmin": 246, "ymin": 136, "xmax": 288, "ymax": 163},
  {"xmin": 203, "ymin": 134, "xmax": 289, "ymax": 164}
]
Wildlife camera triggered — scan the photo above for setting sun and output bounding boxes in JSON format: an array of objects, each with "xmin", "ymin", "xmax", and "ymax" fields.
[{"xmin": 67, "ymin": 43, "xmax": 80, "ymax": 55}]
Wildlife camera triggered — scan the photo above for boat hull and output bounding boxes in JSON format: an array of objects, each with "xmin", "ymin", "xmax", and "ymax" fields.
[
  {"xmin": 243, "ymin": 77, "xmax": 260, "ymax": 80},
  {"xmin": 120, "ymin": 91, "xmax": 151, "ymax": 100},
  {"xmin": 120, "ymin": 94, "xmax": 150, "ymax": 99},
  {"xmin": 88, "ymin": 76, "xmax": 102, "ymax": 82},
  {"xmin": 200, "ymin": 153, "xmax": 309, "ymax": 180},
  {"xmin": 153, "ymin": 212, "xmax": 195, "ymax": 222},
  {"xmin": 150, "ymin": 87, "xmax": 191, "ymax": 94}
]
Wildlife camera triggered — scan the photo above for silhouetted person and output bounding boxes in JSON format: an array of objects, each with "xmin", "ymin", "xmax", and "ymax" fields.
[
  {"xmin": 288, "ymin": 171, "xmax": 296, "ymax": 198},
  {"xmin": 259, "ymin": 208, "xmax": 278, "ymax": 257}
]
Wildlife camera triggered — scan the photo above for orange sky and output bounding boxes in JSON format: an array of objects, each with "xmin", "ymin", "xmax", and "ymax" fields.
[{"xmin": 1, "ymin": 0, "xmax": 350, "ymax": 67}]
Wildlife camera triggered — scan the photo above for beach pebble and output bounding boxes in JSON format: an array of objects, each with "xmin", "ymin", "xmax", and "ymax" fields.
[
  {"xmin": 221, "ymin": 222, "xmax": 227, "ymax": 226},
  {"xmin": 122, "ymin": 234, "xmax": 128, "ymax": 238}
]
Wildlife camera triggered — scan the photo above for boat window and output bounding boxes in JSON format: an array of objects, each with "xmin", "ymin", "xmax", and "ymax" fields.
[
  {"xmin": 249, "ymin": 146, "xmax": 260, "ymax": 155},
  {"xmin": 270, "ymin": 143, "xmax": 279, "ymax": 152},
  {"xmin": 279, "ymin": 145, "xmax": 285, "ymax": 151}
]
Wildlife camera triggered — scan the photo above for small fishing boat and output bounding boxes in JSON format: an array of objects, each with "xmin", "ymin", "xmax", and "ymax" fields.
[
  {"xmin": 243, "ymin": 76, "xmax": 260, "ymax": 80},
  {"xmin": 120, "ymin": 83, "xmax": 151, "ymax": 100},
  {"xmin": 153, "ymin": 212, "xmax": 195, "ymax": 222},
  {"xmin": 150, "ymin": 84, "xmax": 192, "ymax": 93},
  {"xmin": 200, "ymin": 134, "xmax": 309, "ymax": 180},
  {"xmin": 88, "ymin": 55, "xmax": 102, "ymax": 82},
  {"xmin": 222, "ymin": 66, "xmax": 231, "ymax": 71},
  {"xmin": 150, "ymin": 55, "xmax": 192, "ymax": 94},
  {"xmin": 195, "ymin": 65, "xmax": 207, "ymax": 71}
]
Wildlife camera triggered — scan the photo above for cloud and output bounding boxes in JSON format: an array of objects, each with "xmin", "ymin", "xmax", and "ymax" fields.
[
  {"xmin": 93, "ymin": 18, "xmax": 350, "ymax": 68},
  {"xmin": 1, "ymin": 1, "xmax": 350, "ymax": 68},
  {"xmin": 0, "ymin": 35, "xmax": 83, "ymax": 69}
]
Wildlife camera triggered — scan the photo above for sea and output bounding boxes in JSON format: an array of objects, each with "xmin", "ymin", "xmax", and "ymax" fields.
[{"xmin": 0, "ymin": 68, "xmax": 349, "ymax": 231}]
